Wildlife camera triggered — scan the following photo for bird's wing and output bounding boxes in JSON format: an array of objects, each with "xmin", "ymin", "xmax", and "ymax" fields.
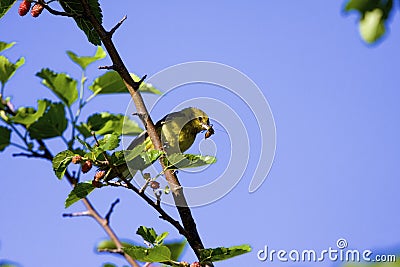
[{"xmin": 127, "ymin": 130, "xmax": 148, "ymax": 150}]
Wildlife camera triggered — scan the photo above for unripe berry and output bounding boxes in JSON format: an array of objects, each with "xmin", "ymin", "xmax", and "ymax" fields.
[
  {"xmin": 81, "ymin": 160, "xmax": 92, "ymax": 173},
  {"xmin": 18, "ymin": 0, "xmax": 31, "ymax": 16},
  {"xmin": 71, "ymin": 155, "xmax": 83, "ymax": 164},
  {"xmin": 94, "ymin": 170, "xmax": 105, "ymax": 181},
  {"xmin": 31, "ymin": 3, "xmax": 44, "ymax": 18},
  {"xmin": 150, "ymin": 181, "xmax": 160, "ymax": 189}
]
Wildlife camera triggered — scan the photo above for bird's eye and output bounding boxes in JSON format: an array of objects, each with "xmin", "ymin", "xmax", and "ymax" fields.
[{"xmin": 198, "ymin": 117, "xmax": 203, "ymax": 122}]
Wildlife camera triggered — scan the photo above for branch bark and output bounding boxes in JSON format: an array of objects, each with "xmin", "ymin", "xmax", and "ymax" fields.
[{"xmin": 77, "ymin": 0, "xmax": 207, "ymax": 260}]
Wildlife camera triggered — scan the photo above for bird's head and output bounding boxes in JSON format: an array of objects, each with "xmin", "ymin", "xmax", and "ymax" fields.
[{"xmin": 182, "ymin": 107, "xmax": 214, "ymax": 139}]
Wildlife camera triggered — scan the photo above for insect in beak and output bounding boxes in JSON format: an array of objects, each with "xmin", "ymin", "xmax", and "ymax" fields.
[{"xmin": 204, "ymin": 124, "xmax": 214, "ymax": 139}]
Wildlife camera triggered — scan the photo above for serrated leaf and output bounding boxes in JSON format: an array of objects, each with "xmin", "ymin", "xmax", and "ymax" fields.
[
  {"xmin": 359, "ymin": 8, "xmax": 386, "ymax": 43},
  {"xmin": 165, "ymin": 153, "xmax": 216, "ymax": 169},
  {"xmin": 0, "ymin": 41, "xmax": 16, "ymax": 53},
  {"xmin": 0, "ymin": 56, "xmax": 24, "ymax": 86},
  {"xmin": 28, "ymin": 102, "xmax": 68, "ymax": 139},
  {"xmin": 59, "ymin": 0, "xmax": 103, "ymax": 45},
  {"xmin": 36, "ymin": 68, "xmax": 78, "ymax": 107},
  {"xmin": 0, "ymin": 126, "xmax": 11, "ymax": 151},
  {"xmin": 76, "ymin": 123, "xmax": 92, "ymax": 138},
  {"xmin": 52, "ymin": 150, "xmax": 75, "ymax": 179},
  {"xmin": 123, "ymin": 245, "xmax": 172, "ymax": 263},
  {"xmin": 111, "ymin": 143, "xmax": 146, "ymax": 166},
  {"xmin": 11, "ymin": 99, "xmax": 48, "ymax": 126},
  {"xmin": 65, "ymin": 182, "xmax": 95, "ymax": 208},
  {"xmin": 89, "ymin": 71, "xmax": 161, "ymax": 95},
  {"xmin": 136, "ymin": 226, "xmax": 157, "ymax": 244},
  {"xmin": 86, "ymin": 112, "xmax": 142, "ymax": 136},
  {"xmin": 199, "ymin": 245, "xmax": 251, "ymax": 263},
  {"xmin": 66, "ymin": 46, "xmax": 106, "ymax": 70},
  {"xmin": 97, "ymin": 133, "xmax": 120, "ymax": 151},
  {"xmin": 0, "ymin": 0, "xmax": 16, "ymax": 18}
]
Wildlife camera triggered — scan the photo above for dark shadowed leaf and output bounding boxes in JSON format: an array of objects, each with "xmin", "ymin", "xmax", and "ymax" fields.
[
  {"xmin": 66, "ymin": 46, "xmax": 106, "ymax": 70},
  {"xmin": 0, "ymin": 0, "xmax": 16, "ymax": 18},
  {"xmin": 165, "ymin": 240, "xmax": 187, "ymax": 261},
  {"xmin": 36, "ymin": 68, "xmax": 78, "ymax": 107},
  {"xmin": 52, "ymin": 150, "xmax": 75, "ymax": 179},
  {"xmin": 136, "ymin": 226, "xmax": 157, "ymax": 244},
  {"xmin": 65, "ymin": 182, "xmax": 95, "ymax": 208},
  {"xmin": 89, "ymin": 71, "xmax": 161, "ymax": 94},
  {"xmin": 0, "ymin": 126, "xmax": 11, "ymax": 151},
  {"xmin": 59, "ymin": 0, "xmax": 103, "ymax": 45},
  {"xmin": 28, "ymin": 102, "xmax": 68, "ymax": 139}
]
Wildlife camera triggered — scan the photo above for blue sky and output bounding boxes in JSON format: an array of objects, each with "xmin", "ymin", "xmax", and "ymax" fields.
[{"xmin": 1, "ymin": 1, "xmax": 400, "ymax": 267}]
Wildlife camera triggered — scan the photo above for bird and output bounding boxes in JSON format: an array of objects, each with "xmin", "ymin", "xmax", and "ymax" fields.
[{"xmin": 110, "ymin": 107, "xmax": 214, "ymax": 180}]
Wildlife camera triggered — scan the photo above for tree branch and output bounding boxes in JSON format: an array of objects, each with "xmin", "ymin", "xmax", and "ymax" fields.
[
  {"xmin": 105, "ymin": 198, "xmax": 120, "ymax": 224},
  {"xmin": 78, "ymin": 0, "xmax": 208, "ymax": 259}
]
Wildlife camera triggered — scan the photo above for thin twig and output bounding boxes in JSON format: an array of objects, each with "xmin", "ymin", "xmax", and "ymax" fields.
[
  {"xmin": 105, "ymin": 198, "xmax": 120, "ymax": 224},
  {"xmin": 62, "ymin": 211, "xmax": 91, "ymax": 217},
  {"xmin": 98, "ymin": 248, "xmax": 124, "ymax": 255},
  {"xmin": 98, "ymin": 65, "xmax": 115, "ymax": 70},
  {"xmin": 108, "ymin": 15, "xmax": 127, "ymax": 36}
]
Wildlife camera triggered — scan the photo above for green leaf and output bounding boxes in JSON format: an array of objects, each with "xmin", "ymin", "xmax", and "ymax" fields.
[
  {"xmin": 0, "ymin": 0, "xmax": 16, "ymax": 18},
  {"xmin": 52, "ymin": 150, "xmax": 75, "ymax": 179},
  {"xmin": 155, "ymin": 232, "xmax": 169, "ymax": 245},
  {"xmin": 359, "ymin": 8, "xmax": 385, "ymax": 43},
  {"xmin": 136, "ymin": 226, "xmax": 158, "ymax": 244},
  {"xmin": 89, "ymin": 71, "xmax": 162, "ymax": 95},
  {"xmin": 0, "ymin": 126, "xmax": 11, "ymax": 151},
  {"xmin": 11, "ymin": 99, "xmax": 48, "ymax": 126},
  {"xmin": 97, "ymin": 133, "xmax": 120, "ymax": 151},
  {"xmin": 344, "ymin": 0, "xmax": 379, "ymax": 13},
  {"xmin": 128, "ymin": 150, "xmax": 163, "ymax": 171},
  {"xmin": 85, "ymin": 112, "xmax": 142, "ymax": 136},
  {"xmin": 59, "ymin": 0, "xmax": 103, "ymax": 45},
  {"xmin": 102, "ymin": 264, "xmax": 117, "ymax": 267},
  {"xmin": 66, "ymin": 46, "xmax": 106, "ymax": 70},
  {"xmin": 123, "ymin": 245, "xmax": 172, "ymax": 263},
  {"xmin": 165, "ymin": 153, "xmax": 217, "ymax": 169},
  {"xmin": 65, "ymin": 182, "xmax": 95, "ymax": 208},
  {"xmin": 28, "ymin": 102, "xmax": 68, "ymax": 139},
  {"xmin": 165, "ymin": 240, "xmax": 187, "ymax": 262},
  {"xmin": 36, "ymin": 68, "xmax": 78, "ymax": 107},
  {"xmin": 0, "ymin": 41, "xmax": 16, "ymax": 53},
  {"xmin": 199, "ymin": 245, "xmax": 252, "ymax": 263},
  {"xmin": 0, "ymin": 56, "xmax": 24, "ymax": 86},
  {"xmin": 97, "ymin": 240, "xmax": 135, "ymax": 250}
]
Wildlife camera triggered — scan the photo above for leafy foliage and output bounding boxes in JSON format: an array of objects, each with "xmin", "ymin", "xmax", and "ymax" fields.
[
  {"xmin": 344, "ymin": 0, "xmax": 394, "ymax": 43},
  {"xmin": 123, "ymin": 245, "xmax": 172, "ymax": 263},
  {"xmin": 0, "ymin": 41, "xmax": 15, "ymax": 53},
  {"xmin": 36, "ymin": 68, "xmax": 78, "ymax": 107},
  {"xmin": 59, "ymin": 0, "xmax": 103, "ymax": 45},
  {"xmin": 0, "ymin": 0, "xmax": 16, "ymax": 19},
  {"xmin": 77, "ymin": 112, "xmax": 142, "ymax": 138},
  {"xmin": 136, "ymin": 226, "xmax": 169, "ymax": 246},
  {"xmin": 65, "ymin": 182, "xmax": 96, "ymax": 208},
  {"xmin": 89, "ymin": 71, "xmax": 162, "ymax": 95},
  {"xmin": 52, "ymin": 150, "xmax": 75, "ymax": 179},
  {"xmin": 199, "ymin": 245, "xmax": 252, "ymax": 263},
  {"xmin": 165, "ymin": 153, "xmax": 217, "ymax": 169},
  {"xmin": 66, "ymin": 46, "xmax": 106, "ymax": 70},
  {"xmin": 0, "ymin": 55, "xmax": 24, "ymax": 86},
  {"xmin": 0, "ymin": 125, "xmax": 11, "ymax": 151},
  {"xmin": 27, "ymin": 102, "xmax": 68, "ymax": 139},
  {"xmin": 11, "ymin": 99, "xmax": 47, "ymax": 126}
]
